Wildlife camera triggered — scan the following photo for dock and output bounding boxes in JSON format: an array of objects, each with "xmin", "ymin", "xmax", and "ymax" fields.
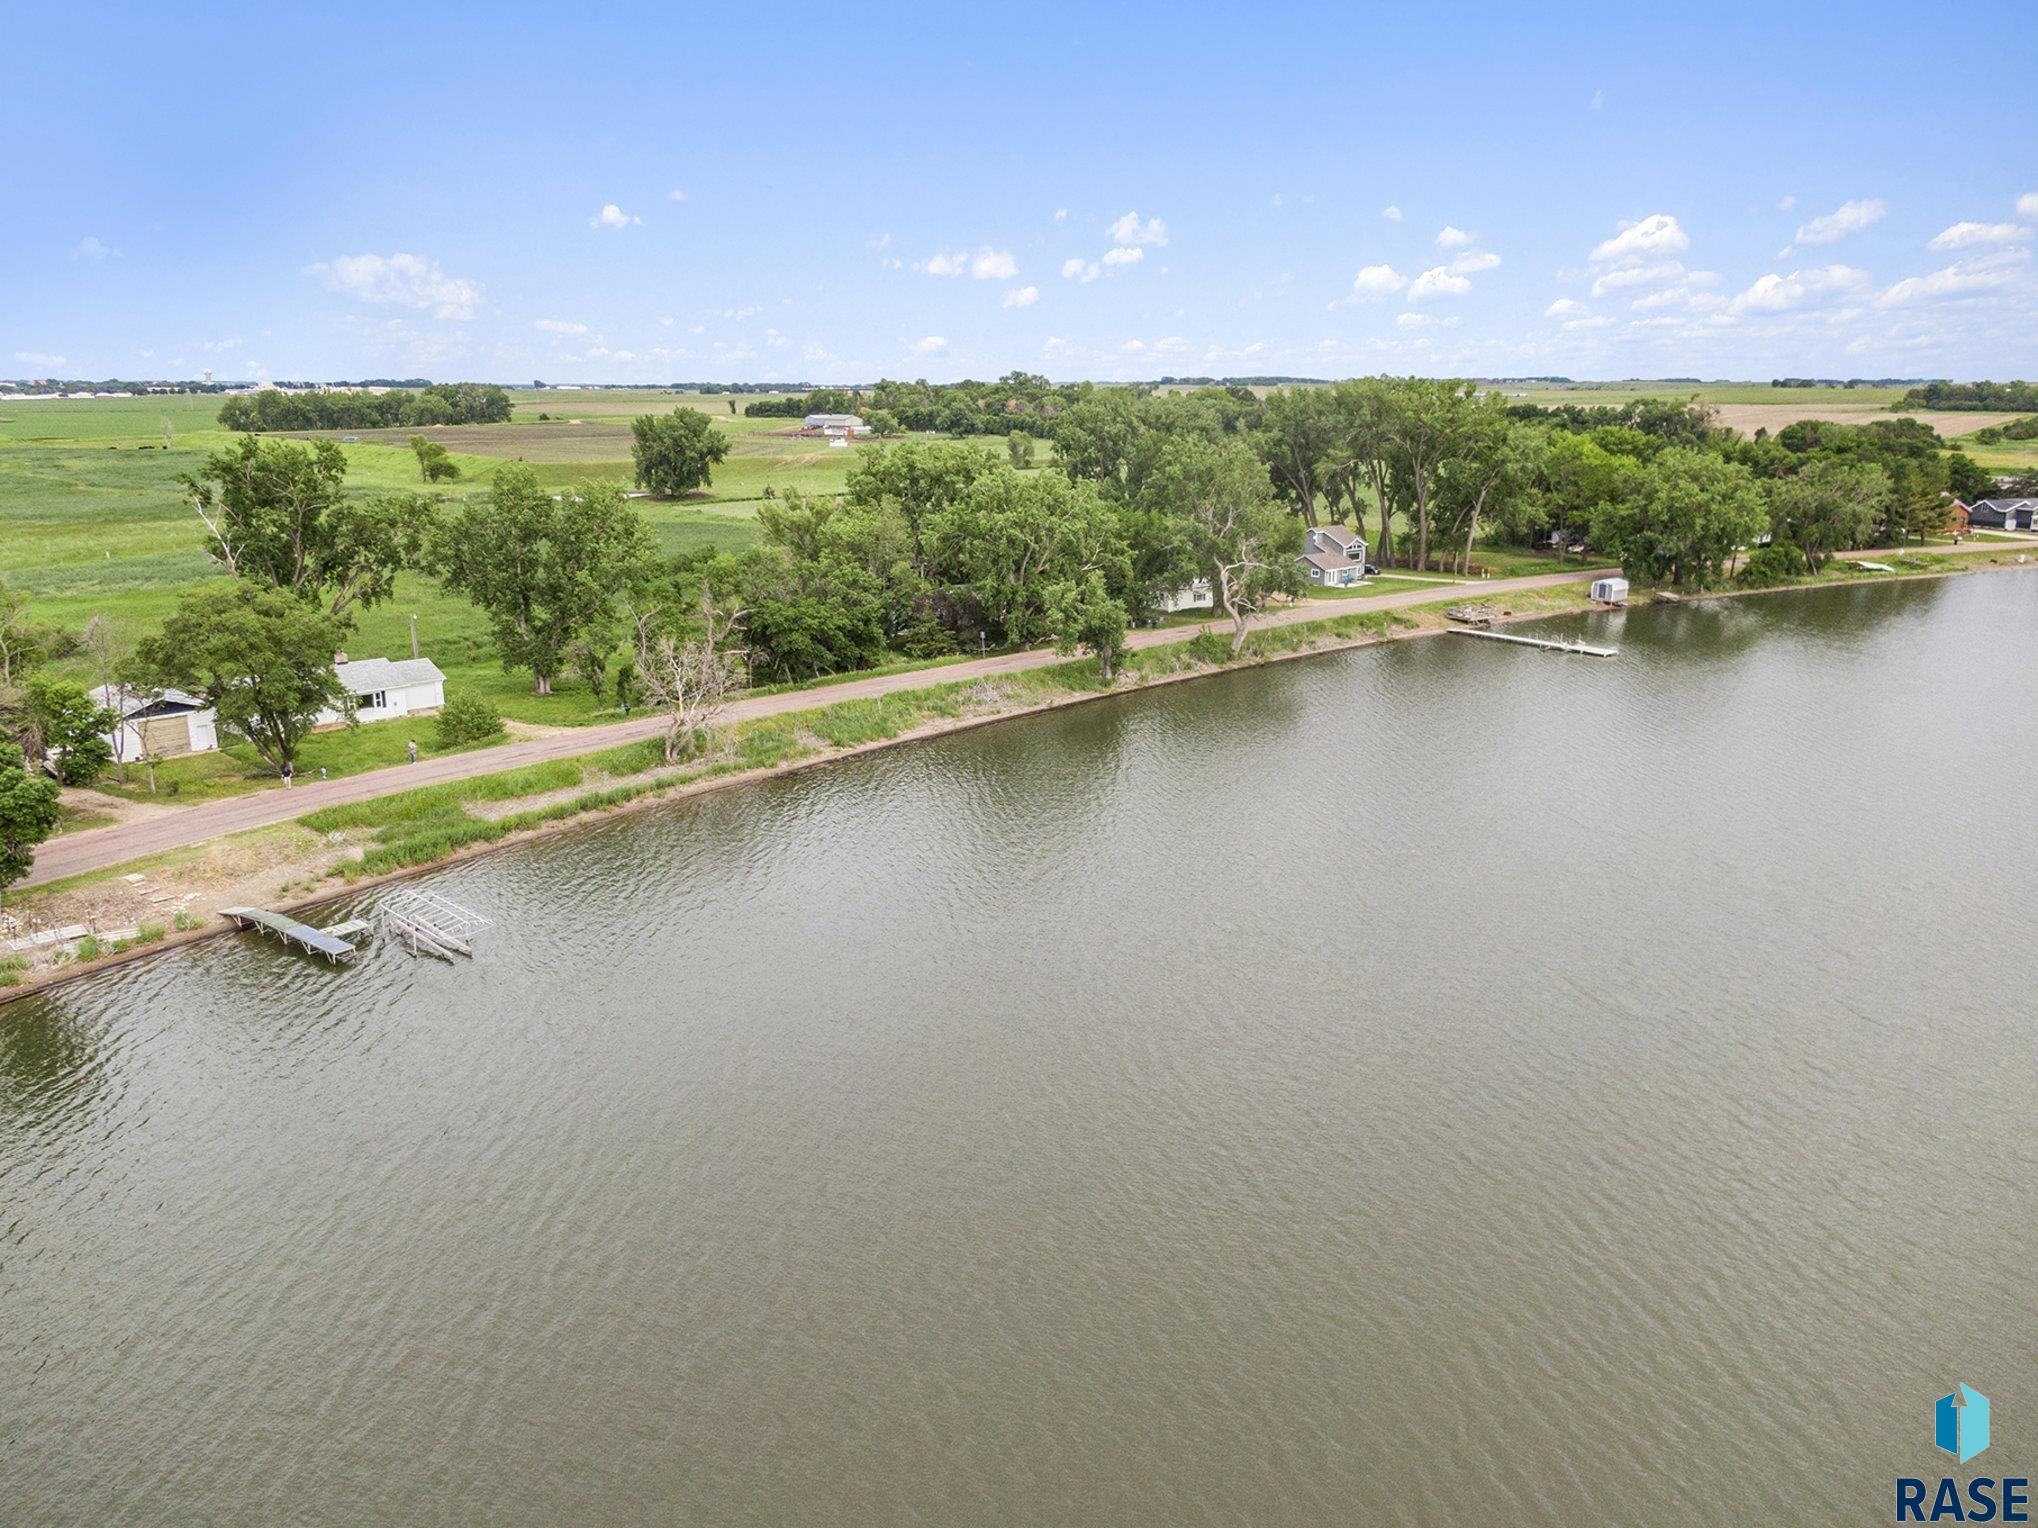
[
  {"xmin": 1447, "ymin": 627, "xmax": 1617, "ymax": 658},
  {"xmin": 220, "ymin": 906, "xmax": 362, "ymax": 962}
]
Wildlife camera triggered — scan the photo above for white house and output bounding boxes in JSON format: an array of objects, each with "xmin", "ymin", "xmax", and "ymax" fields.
[
  {"xmin": 90, "ymin": 684, "xmax": 219, "ymax": 761},
  {"xmin": 1298, "ymin": 525, "xmax": 1369, "ymax": 589},
  {"xmin": 318, "ymin": 655, "xmax": 448, "ymax": 726},
  {"xmin": 1154, "ymin": 577, "xmax": 1215, "ymax": 614}
]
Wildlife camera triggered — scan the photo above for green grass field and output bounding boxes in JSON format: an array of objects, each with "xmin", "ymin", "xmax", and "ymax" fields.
[{"xmin": 0, "ymin": 390, "xmax": 1041, "ymax": 780}]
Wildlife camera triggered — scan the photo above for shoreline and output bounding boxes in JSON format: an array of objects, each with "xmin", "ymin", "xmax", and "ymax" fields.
[{"xmin": 6, "ymin": 557, "xmax": 2031, "ymax": 1007}]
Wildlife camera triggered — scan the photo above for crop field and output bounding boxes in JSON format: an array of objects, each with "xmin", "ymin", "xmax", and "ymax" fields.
[{"xmin": 1480, "ymin": 381, "xmax": 2022, "ymax": 441}]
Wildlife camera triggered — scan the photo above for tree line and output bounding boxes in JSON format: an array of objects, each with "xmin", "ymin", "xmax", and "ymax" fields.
[
  {"xmin": 1892, "ymin": 381, "xmax": 2038, "ymax": 413},
  {"xmin": 217, "ymin": 383, "xmax": 514, "ymax": 433}
]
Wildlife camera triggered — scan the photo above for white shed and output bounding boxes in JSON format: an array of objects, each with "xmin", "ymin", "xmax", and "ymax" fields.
[{"xmin": 1590, "ymin": 577, "xmax": 1630, "ymax": 605}]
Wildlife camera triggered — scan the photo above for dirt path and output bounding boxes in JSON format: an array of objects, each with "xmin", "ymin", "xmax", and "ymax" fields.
[{"xmin": 20, "ymin": 543, "xmax": 2029, "ymax": 889}]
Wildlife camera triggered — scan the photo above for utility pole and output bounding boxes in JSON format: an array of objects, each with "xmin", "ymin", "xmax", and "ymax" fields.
[{"xmin": 408, "ymin": 613, "xmax": 419, "ymax": 660}]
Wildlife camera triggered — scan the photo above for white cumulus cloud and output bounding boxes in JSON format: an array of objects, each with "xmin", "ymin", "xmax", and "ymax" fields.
[
  {"xmin": 591, "ymin": 203, "xmax": 640, "ymax": 230},
  {"xmin": 1002, "ymin": 284, "xmax": 1040, "ymax": 309},
  {"xmin": 1788, "ymin": 198, "xmax": 1885, "ymax": 249},
  {"xmin": 1061, "ymin": 257, "xmax": 1100, "ymax": 283},
  {"xmin": 911, "ymin": 335, "xmax": 947, "ymax": 354},
  {"xmin": 971, "ymin": 248, "xmax": 1019, "ymax": 280},
  {"xmin": 1928, "ymin": 221, "xmax": 2029, "ymax": 252},
  {"xmin": 1350, "ymin": 264, "xmax": 1408, "ymax": 299},
  {"xmin": 1450, "ymin": 250, "xmax": 1501, "ymax": 273},
  {"xmin": 1879, "ymin": 248, "xmax": 2031, "ymax": 307},
  {"xmin": 1729, "ymin": 265, "xmax": 1869, "ymax": 313},
  {"xmin": 1590, "ymin": 214, "xmax": 1690, "ymax": 266},
  {"xmin": 1407, "ymin": 266, "xmax": 1471, "ymax": 301},
  {"xmin": 1435, "ymin": 225, "xmax": 1475, "ymax": 249},
  {"xmin": 1381, "ymin": 205, "xmax": 1403, "ymax": 222},
  {"xmin": 305, "ymin": 252, "xmax": 481, "ymax": 319},
  {"xmin": 1101, "ymin": 246, "xmax": 1144, "ymax": 268},
  {"xmin": 1544, "ymin": 298, "xmax": 1591, "ymax": 318},
  {"xmin": 2019, "ymin": 192, "xmax": 2038, "ymax": 219},
  {"xmin": 1108, "ymin": 211, "xmax": 1168, "ymax": 247}
]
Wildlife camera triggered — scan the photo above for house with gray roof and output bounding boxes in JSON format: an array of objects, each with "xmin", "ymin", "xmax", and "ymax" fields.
[
  {"xmin": 1298, "ymin": 524, "xmax": 1369, "ymax": 589},
  {"xmin": 1964, "ymin": 498, "xmax": 2038, "ymax": 531},
  {"xmin": 317, "ymin": 655, "xmax": 448, "ymax": 726}
]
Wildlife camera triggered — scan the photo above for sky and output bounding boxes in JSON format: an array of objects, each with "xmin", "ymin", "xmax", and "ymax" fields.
[{"xmin": 6, "ymin": 1, "xmax": 2036, "ymax": 386}]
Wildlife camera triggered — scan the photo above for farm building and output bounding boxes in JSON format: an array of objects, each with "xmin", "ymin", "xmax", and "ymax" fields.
[
  {"xmin": 89, "ymin": 684, "xmax": 219, "ymax": 761},
  {"xmin": 317, "ymin": 655, "xmax": 448, "ymax": 726},
  {"xmin": 1297, "ymin": 525, "xmax": 1368, "ymax": 589},
  {"xmin": 1963, "ymin": 498, "xmax": 2038, "ymax": 531},
  {"xmin": 1154, "ymin": 578, "xmax": 1214, "ymax": 614},
  {"xmin": 803, "ymin": 412, "xmax": 867, "ymax": 436}
]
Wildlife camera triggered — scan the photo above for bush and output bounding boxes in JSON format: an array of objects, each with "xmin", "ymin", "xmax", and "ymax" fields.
[
  {"xmin": 1739, "ymin": 543, "xmax": 1809, "ymax": 586},
  {"xmin": 898, "ymin": 614, "xmax": 958, "ymax": 659},
  {"xmin": 435, "ymin": 693, "xmax": 506, "ymax": 747}
]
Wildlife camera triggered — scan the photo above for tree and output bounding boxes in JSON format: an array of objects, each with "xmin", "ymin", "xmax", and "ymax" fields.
[
  {"xmin": 434, "ymin": 693, "xmax": 504, "ymax": 747},
  {"xmin": 864, "ymin": 408, "xmax": 900, "ymax": 440},
  {"xmin": 183, "ymin": 435, "xmax": 435, "ymax": 616},
  {"xmin": 1433, "ymin": 403, "xmax": 1540, "ymax": 574},
  {"xmin": 137, "ymin": 582, "xmax": 353, "ymax": 777},
  {"xmin": 1047, "ymin": 572, "xmax": 1130, "ymax": 681},
  {"xmin": 409, "ymin": 434, "xmax": 460, "ymax": 483},
  {"xmin": 630, "ymin": 408, "xmax": 730, "ymax": 496},
  {"xmin": 0, "ymin": 739, "xmax": 62, "ymax": 900},
  {"xmin": 1138, "ymin": 436, "xmax": 1300, "ymax": 652},
  {"xmin": 1765, "ymin": 459, "xmax": 1887, "ymax": 571},
  {"xmin": 433, "ymin": 468, "xmax": 657, "ymax": 695},
  {"xmin": 22, "ymin": 678, "xmax": 115, "ymax": 786},
  {"xmin": 1007, "ymin": 430, "xmax": 1036, "ymax": 469},
  {"xmin": 632, "ymin": 589, "xmax": 745, "ymax": 762},
  {"xmin": 924, "ymin": 467, "xmax": 1126, "ymax": 645},
  {"xmin": 1256, "ymin": 386, "xmax": 1344, "ymax": 527},
  {"xmin": 844, "ymin": 438, "xmax": 998, "ymax": 566},
  {"xmin": 1596, "ymin": 447, "xmax": 1766, "ymax": 586},
  {"xmin": 1384, "ymin": 379, "xmax": 1478, "ymax": 571}
]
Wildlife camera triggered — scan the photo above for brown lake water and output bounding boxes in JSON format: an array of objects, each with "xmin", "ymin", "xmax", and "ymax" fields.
[{"xmin": 5, "ymin": 573, "xmax": 2037, "ymax": 1525}]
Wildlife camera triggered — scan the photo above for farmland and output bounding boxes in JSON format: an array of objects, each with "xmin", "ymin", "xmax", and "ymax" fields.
[{"xmin": 0, "ymin": 388, "xmax": 1013, "ymax": 751}]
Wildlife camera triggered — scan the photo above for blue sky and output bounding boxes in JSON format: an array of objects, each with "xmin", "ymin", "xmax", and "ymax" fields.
[{"xmin": 7, "ymin": 1, "xmax": 2035, "ymax": 384}]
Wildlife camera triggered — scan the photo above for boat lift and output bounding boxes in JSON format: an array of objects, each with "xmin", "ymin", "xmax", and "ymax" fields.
[{"xmin": 380, "ymin": 889, "xmax": 491, "ymax": 960}]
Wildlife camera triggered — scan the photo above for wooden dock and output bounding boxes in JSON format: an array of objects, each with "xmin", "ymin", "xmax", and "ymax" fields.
[
  {"xmin": 1446, "ymin": 628, "xmax": 1617, "ymax": 658},
  {"xmin": 220, "ymin": 907, "xmax": 362, "ymax": 962}
]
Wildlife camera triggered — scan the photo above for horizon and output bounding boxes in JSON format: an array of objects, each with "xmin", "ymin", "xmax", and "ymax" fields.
[{"xmin": 8, "ymin": 2, "xmax": 2037, "ymax": 385}]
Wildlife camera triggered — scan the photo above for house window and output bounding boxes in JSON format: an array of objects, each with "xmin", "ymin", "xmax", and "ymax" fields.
[{"xmin": 366, "ymin": 690, "xmax": 387, "ymax": 709}]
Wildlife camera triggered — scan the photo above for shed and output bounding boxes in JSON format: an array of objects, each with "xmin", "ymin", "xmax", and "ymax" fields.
[{"xmin": 1590, "ymin": 577, "xmax": 1630, "ymax": 604}]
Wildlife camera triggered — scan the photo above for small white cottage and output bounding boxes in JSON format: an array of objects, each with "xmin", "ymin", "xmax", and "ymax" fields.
[{"xmin": 319, "ymin": 655, "xmax": 448, "ymax": 726}]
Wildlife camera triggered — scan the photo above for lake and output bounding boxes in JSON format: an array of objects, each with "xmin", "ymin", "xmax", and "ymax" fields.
[{"xmin": 5, "ymin": 573, "xmax": 2036, "ymax": 1525}]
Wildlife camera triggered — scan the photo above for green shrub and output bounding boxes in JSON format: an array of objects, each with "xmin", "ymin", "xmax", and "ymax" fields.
[
  {"xmin": 898, "ymin": 615, "xmax": 958, "ymax": 659},
  {"xmin": 172, "ymin": 910, "xmax": 199, "ymax": 931},
  {"xmin": 74, "ymin": 935, "xmax": 102, "ymax": 961},
  {"xmin": 435, "ymin": 693, "xmax": 506, "ymax": 748},
  {"xmin": 1739, "ymin": 543, "xmax": 1809, "ymax": 586}
]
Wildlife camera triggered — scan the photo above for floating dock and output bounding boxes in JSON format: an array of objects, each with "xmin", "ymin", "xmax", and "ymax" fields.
[
  {"xmin": 220, "ymin": 906, "xmax": 362, "ymax": 962},
  {"xmin": 1447, "ymin": 628, "xmax": 1617, "ymax": 658}
]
